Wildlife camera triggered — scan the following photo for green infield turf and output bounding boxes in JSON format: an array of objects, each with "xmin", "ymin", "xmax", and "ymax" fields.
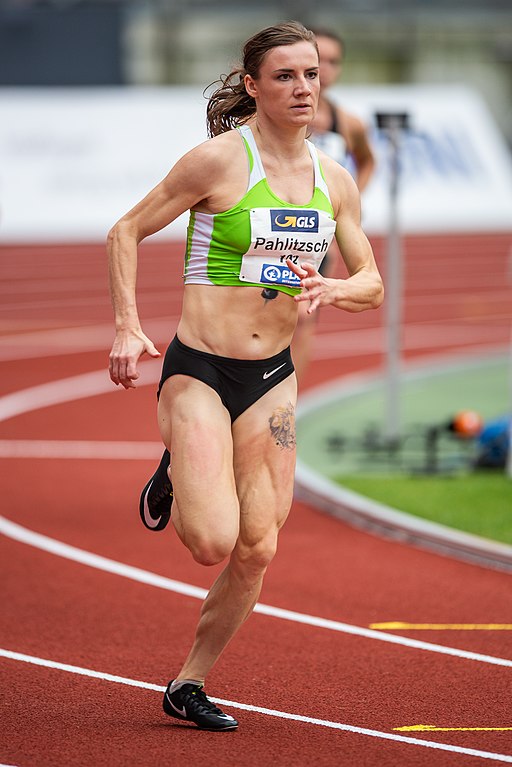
[{"xmin": 297, "ymin": 353, "xmax": 511, "ymax": 543}]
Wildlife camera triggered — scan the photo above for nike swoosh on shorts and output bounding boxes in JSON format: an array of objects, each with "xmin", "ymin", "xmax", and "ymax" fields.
[{"xmin": 262, "ymin": 362, "xmax": 287, "ymax": 380}]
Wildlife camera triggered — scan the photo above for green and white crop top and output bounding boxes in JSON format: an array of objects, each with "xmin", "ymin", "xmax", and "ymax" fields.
[{"xmin": 183, "ymin": 123, "xmax": 336, "ymax": 296}]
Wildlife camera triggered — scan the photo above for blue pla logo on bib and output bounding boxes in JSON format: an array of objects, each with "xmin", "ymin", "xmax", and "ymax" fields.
[
  {"xmin": 270, "ymin": 210, "xmax": 319, "ymax": 232},
  {"xmin": 260, "ymin": 263, "xmax": 301, "ymax": 286}
]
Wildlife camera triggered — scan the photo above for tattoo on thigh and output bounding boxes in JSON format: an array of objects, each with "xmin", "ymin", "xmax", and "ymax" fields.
[{"xmin": 268, "ymin": 402, "xmax": 296, "ymax": 449}]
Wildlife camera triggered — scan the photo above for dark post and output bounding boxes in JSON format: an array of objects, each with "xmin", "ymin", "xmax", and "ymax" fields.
[{"xmin": 375, "ymin": 111, "xmax": 410, "ymax": 445}]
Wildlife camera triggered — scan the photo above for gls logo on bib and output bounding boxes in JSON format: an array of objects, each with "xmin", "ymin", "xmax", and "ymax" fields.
[{"xmin": 271, "ymin": 210, "xmax": 319, "ymax": 233}]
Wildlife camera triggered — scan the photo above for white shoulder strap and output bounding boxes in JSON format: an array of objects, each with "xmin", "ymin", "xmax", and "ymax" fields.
[
  {"xmin": 238, "ymin": 124, "xmax": 266, "ymax": 189},
  {"xmin": 306, "ymin": 138, "xmax": 331, "ymax": 202}
]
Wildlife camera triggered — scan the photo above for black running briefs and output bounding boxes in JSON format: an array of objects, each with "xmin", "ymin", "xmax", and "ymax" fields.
[{"xmin": 158, "ymin": 335, "xmax": 295, "ymax": 422}]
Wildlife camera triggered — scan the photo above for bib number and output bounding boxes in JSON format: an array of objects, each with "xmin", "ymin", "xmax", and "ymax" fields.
[{"xmin": 240, "ymin": 207, "xmax": 336, "ymax": 287}]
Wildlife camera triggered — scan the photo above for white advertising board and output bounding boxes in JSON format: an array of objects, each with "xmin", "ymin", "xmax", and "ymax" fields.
[
  {"xmin": 335, "ymin": 84, "xmax": 512, "ymax": 235},
  {"xmin": 0, "ymin": 84, "xmax": 511, "ymax": 242},
  {"xmin": 0, "ymin": 87, "xmax": 206, "ymax": 243}
]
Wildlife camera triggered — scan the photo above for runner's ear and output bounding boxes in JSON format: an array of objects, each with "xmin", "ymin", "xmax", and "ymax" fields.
[{"xmin": 244, "ymin": 74, "xmax": 258, "ymax": 99}]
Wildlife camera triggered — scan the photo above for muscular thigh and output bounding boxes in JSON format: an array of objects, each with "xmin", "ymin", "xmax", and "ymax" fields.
[
  {"xmin": 158, "ymin": 375, "xmax": 239, "ymax": 542},
  {"xmin": 231, "ymin": 373, "xmax": 297, "ymax": 548}
]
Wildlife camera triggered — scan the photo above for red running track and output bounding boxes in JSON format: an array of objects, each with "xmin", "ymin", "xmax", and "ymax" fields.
[{"xmin": 1, "ymin": 235, "xmax": 512, "ymax": 767}]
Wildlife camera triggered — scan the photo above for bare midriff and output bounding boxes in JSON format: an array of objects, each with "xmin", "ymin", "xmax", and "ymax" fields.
[{"xmin": 176, "ymin": 284, "xmax": 298, "ymax": 359}]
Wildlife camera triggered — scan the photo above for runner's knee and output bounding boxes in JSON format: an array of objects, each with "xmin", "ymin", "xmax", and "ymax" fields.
[
  {"xmin": 188, "ymin": 529, "xmax": 238, "ymax": 567},
  {"xmin": 235, "ymin": 532, "xmax": 279, "ymax": 573}
]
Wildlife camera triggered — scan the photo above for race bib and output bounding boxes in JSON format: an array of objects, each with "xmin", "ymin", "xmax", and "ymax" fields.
[{"xmin": 240, "ymin": 207, "xmax": 336, "ymax": 288}]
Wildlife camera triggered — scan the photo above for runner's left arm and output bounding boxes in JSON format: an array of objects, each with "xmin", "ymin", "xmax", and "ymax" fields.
[{"xmin": 287, "ymin": 166, "xmax": 383, "ymax": 314}]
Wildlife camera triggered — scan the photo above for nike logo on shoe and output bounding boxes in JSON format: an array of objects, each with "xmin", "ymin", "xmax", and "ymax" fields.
[
  {"xmin": 142, "ymin": 481, "xmax": 160, "ymax": 528},
  {"xmin": 263, "ymin": 362, "xmax": 287, "ymax": 380},
  {"xmin": 166, "ymin": 693, "xmax": 187, "ymax": 718}
]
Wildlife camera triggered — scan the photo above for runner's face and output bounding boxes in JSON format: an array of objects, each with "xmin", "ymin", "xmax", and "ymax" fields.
[
  {"xmin": 316, "ymin": 35, "xmax": 343, "ymax": 90},
  {"xmin": 245, "ymin": 41, "xmax": 320, "ymax": 126}
]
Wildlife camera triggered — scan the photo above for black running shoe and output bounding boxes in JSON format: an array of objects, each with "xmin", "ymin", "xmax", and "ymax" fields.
[
  {"xmin": 163, "ymin": 681, "xmax": 238, "ymax": 731},
  {"xmin": 139, "ymin": 449, "xmax": 173, "ymax": 531}
]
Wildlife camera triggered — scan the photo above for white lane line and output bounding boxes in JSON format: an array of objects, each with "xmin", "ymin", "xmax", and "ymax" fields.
[
  {"xmin": 2, "ymin": 514, "xmax": 512, "ymax": 669},
  {"xmin": 311, "ymin": 326, "xmax": 507, "ymax": 359},
  {"xmin": 0, "ymin": 439, "xmax": 163, "ymax": 459},
  {"xmin": 0, "ymin": 361, "xmax": 161, "ymax": 423},
  {"xmin": 0, "ymin": 317, "xmax": 179, "ymax": 362},
  {"xmin": 0, "ymin": 318, "xmax": 505, "ymax": 363},
  {"xmin": 1, "ymin": 648, "xmax": 511, "ymax": 763}
]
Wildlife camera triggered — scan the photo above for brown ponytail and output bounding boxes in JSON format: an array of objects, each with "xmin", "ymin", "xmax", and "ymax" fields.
[{"xmin": 205, "ymin": 70, "xmax": 255, "ymax": 138}]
